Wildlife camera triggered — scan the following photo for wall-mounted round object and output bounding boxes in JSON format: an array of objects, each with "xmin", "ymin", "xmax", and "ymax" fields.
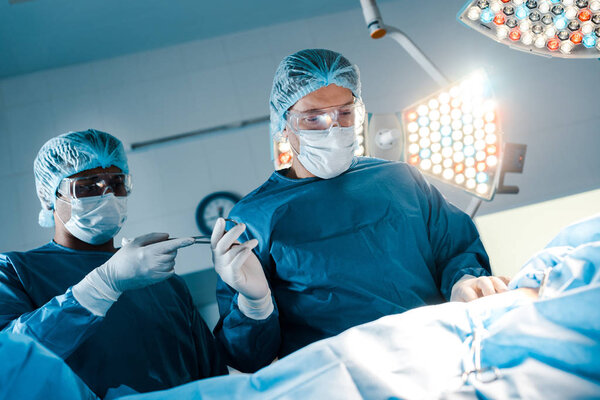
[
  {"xmin": 366, "ymin": 113, "xmax": 404, "ymax": 161},
  {"xmin": 195, "ymin": 191, "xmax": 241, "ymax": 235},
  {"xmin": 375, "ymin": 128, "xmax": 402, "ymax": 150}
]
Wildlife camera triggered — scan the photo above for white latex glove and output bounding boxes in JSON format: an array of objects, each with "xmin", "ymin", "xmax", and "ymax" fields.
[
  {"xmin": 450, "ymin": 274, "xmax": 510, "ymax": 302},
  {"xmin": 73, "ymin": 232, "xmax": 194, "ymax": 316},
  {"xmin": 211, "ymin": 218, "xmax": 273, "ymax": 320}
]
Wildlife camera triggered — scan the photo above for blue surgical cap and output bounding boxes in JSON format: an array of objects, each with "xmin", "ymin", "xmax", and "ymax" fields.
[
  {"xmin": 269, "ymin": 49, "xmax": 362, "ymax": 139},
  {"xmin": 34, "ymin": 129, "xmax": 129, "ymax": 227}
]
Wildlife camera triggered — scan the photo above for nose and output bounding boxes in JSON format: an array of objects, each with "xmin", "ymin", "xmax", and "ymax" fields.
[{"xmin": 323, "ymin": 114, "xmax": 334, "ymax": 127}]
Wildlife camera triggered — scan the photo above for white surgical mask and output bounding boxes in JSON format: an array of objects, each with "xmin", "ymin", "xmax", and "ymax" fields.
[
  {"xmin": 291, "ymin": 125, "xmax": 356, "ymax": 179},
  {"xmin": 57, "ymin": 193, "xmax": 127, "ymax": 245}
]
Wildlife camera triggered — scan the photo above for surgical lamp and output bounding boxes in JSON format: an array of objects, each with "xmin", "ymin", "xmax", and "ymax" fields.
[
  {"xmin": 458, "ymin": 0, "xmax": 600, "ymax": 58},
  {"xmin": 402, "ymin": 70, "xmax": 502, "ymax": 201},
  {"xmin": 359, "ymin": 0, "xmax": 526, "ymax": 216}
]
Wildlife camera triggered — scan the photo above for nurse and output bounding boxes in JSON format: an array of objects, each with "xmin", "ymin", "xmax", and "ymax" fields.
[
  {"xmin": 211, "ymin": 49, "xmax": 509, "ymax": 372},
  {"xmin": 0, "ymin": 130, "xmax": 227, "ymax": 397}
]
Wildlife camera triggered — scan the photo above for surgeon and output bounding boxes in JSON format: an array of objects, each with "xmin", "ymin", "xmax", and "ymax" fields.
[
  {"xmin": 0, "ymin": 130, "xmax": 227, "ymax": 397},
  {"xmin": 211, "ymin": 49, "xmax": 509, "ymax": 372}
]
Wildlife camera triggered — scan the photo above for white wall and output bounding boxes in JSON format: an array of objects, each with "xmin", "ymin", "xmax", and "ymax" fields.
[
  {"xmin": 475, "ymin": 189, "xmax": 600, "ymax": 278},
  {"xmin": 0, "ymin": 11, "xmax": 324, "ymax": 273},
  {"xmin": 1, "ymin": 1, "xmax": 598, "ymax": 275}
]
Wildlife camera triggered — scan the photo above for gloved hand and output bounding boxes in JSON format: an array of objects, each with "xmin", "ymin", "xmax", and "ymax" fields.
[
  {"xmin": 211, "ymin": 218, "xmax": 273, "ymax": 320},
  {"xmin": 73, "ymin": 233, "xmax": 194, "ymax": 316},
  {"xmin": 450, "ymin": 274, "xmax": 510, "ymax": 302},
  {"xmin": 103, "ymin": 233, "xmax": 195, "ymax": 291}
]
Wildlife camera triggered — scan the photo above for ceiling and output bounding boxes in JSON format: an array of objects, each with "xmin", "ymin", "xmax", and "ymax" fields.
[{"xmin": 0, "ymin": 0, "xmax": 397, "ymax": 79}]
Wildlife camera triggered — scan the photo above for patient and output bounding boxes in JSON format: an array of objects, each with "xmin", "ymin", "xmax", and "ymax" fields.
[{"xmin": 2, "ymin": 215, "xmax": 599, "ymax": 400}]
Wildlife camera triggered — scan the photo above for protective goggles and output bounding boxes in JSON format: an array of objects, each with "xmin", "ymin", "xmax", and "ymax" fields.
[
  {"xmin": 57, "ymin": 173, "xmax": 132, "ymax": 199},
  {"xmin": 285, "ymin": 99, "xmax": 365, "ymax": 132}
]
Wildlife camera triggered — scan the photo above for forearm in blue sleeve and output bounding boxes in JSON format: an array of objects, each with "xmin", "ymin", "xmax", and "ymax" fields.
[
  {"xmin": 214, "ymin": 280, "xmax": 281, "ymax": 373},
  {"xmin": 0, "ymin": 332, "xmax": 100, "ymax": 400},
  {"xmin": 1, "ymin": 288, "xmax": 103, "ymax": 359},
  {"xmin": 438, "ymin": 239, "xmax": 491, "ymax": 300},
  {"xmin": 413, "ymin": 170, "xmax": 491, "ymax": 299}
]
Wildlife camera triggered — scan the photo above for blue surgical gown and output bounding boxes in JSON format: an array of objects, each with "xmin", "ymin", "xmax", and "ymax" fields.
[
  {"xmin": 0, "ymin": 332, "xmax": 98, "ymax": 400},
  {"xmin": 0, "ymin": 241, "xmax": 227, "ymax": 397},
  {"xmin": 214, "ymin": 157, "xmax": 491, "ymax": 372},
  {"xmin": 3, "ymin": 217, "xmax": 599, "ymax": 400}
]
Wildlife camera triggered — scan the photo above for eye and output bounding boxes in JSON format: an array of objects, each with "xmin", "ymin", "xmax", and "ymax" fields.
[
  {"xmin": 304, "ymin": 115, "xmax": 321, "ymax": 123},
  {"xmin": 110, "ymin": 176, "xmax": 125, "ymax": 185},
  {"xmin": 76, "ymin": 184, "xmax": 99, "ymax": 197}
]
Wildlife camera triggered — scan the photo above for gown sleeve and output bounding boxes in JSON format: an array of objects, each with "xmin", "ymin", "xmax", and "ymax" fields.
[
  {"xmin": 213, "ymin": 278, "xmax": 280, "ymax": 372},
  {"xmin": 409, "ymin": 167, "xmax": 492, "ymax": 300},
  {"xmin": 0, "ymin": 256, "xmax": 103, "ymax": 359},
  {"xmin": 0, "ymin": 332, "xmax": 99, "ymax": 400}
]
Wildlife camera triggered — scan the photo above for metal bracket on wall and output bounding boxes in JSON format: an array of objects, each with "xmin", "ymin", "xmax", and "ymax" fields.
[
  {"xmin": 496, "ymin": 143, "xmax": 527, "ymax": 195},
  {"xmin": 467, "ymin": 143, "xmax": 527, "ymax": 219},
  {"xmin": 128, "ymin": 115, "xmax": 270, "ymax": 152}
]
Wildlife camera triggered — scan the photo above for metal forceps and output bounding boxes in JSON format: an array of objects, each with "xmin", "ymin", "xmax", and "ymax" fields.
[{"xmin": 189, "ymin": 218, "xmax": 239, "ymax": 244}]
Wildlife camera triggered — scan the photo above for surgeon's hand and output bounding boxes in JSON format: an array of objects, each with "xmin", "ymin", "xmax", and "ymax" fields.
[
  {"xmin": 450, "ymin": 274, "xmax": 510, "ymax": 302},
  {"xmin": 73, "ymin": 233, "xmax": 194, "ymax": 316},
  {"xmin": 211, "ymin": 218, "xmax": 273, "ymax": 319},
  {"xmin": 104, "ymin": 232, "xmax": 195, "ymax": 291}
]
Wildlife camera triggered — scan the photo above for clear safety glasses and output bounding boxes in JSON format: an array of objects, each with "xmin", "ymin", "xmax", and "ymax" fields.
[
  {"xmin": 57, "ymin": 173, "xmax": 132, "ymax": 199},
  {"xmin": 285, "ymin": 99, "xmax": 366, "ymax": 132}
]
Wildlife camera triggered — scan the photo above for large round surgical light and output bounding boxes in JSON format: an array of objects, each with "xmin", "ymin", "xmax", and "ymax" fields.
[
  {"xmin": 401, "ymin": 70, "xmax": 502, "ymax": 200},
  {"xmin": 458, "ymin": 0, "xmax": 600, "ymax": 58}
]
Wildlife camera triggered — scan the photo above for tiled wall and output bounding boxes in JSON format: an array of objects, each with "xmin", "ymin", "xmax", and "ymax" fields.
[{"xmin": 1, "ymin": 1, "xmax": 599, "ymax": 276}]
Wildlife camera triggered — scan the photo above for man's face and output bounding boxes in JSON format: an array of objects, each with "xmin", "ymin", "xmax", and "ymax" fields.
[
  {"xmin": 285, "ymin": 84, "xmax": 354, "ymax": 152},
  {"xmin": 55, "ymin": 166, "xmax": 123, "ymax": 224}
]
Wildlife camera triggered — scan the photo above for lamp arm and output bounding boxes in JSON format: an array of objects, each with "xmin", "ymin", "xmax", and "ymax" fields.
[{"xmin": 384, "ymin": 26, "xmax": 450, "ymax": 87}]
